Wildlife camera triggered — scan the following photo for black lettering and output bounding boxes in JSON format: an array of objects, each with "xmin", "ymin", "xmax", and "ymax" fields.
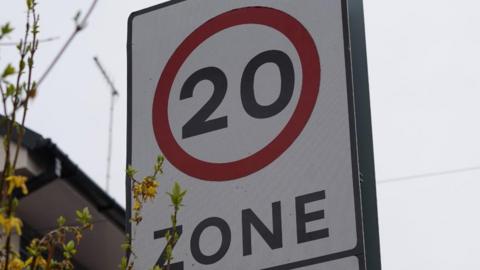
[
  {"xmin": 295, "ymin": 190, "xmax": 329, "ymax": 243},
  {"xmin": 241, "ymin": 50, "xmax": 295, "ymax": 119},
  {"xmin": 190, "ymin": 217, "xmax": 231, "ymax": 265},
  {"xmin": 181, "ymin": 67, "xmax": 228, "ymax": 139},
  {"xmin": 153, "ymin": 226, "xmax": 184, "ymax": 270},
  {"xmin": 242, "ymin": 201, "xmax": 283, "ymax": 256}
]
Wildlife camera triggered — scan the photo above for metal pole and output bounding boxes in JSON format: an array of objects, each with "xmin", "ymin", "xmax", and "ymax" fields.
[
  {"xmin": 347, "ymin": 0, "xmax": 382, "ymax": 269},
  {"xmin": 93, "ymin": 56, "xmax": 119, "ymax": 193}
]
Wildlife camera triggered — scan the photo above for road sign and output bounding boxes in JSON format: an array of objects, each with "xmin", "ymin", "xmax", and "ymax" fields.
[{"xmin": 128, "ymin": 0, "xmax": 376, "ymax": 269}]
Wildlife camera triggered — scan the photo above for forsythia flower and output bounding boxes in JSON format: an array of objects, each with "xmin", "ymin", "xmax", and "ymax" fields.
[
  {"xmin": 0, "ymin": 214, "xmax": 23, "ymax": 235},
  {"xmin": 6, "ymin": 175, "xmax": 28, "ymax": 195},
  {"xmin": 142, "ymin": 177, "xmax": 159, "ymax": 200},
  {"xmin": 8, "ymin": 257, "xmax": 26, "ymax": 270},
  {"xmin": 35, "ymin": 256, "xmax": 47, "ymax": 268},
  {"xmin": 133, "ymin": 177, "xmax": 159, "ymax": 202},
  {"xmin": 133, "ymin": 199, "xmax": 141, "ymax": 211},
  {"xmin": 133, "ymin": 182, "xmax": 142, "ymax": 196}
]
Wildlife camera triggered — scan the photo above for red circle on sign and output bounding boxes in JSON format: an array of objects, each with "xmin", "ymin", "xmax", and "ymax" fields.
[{"xmin": 152, "ymin": 7, "xmax": 320, "ymax": 181}]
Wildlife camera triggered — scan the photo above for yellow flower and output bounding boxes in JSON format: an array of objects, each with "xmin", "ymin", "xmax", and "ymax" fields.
[
  {"xmin": 133, "ymin": 182, "xmax": 142, "ymax": 194},
  {"xmin": 35, "ymin": 256, "xmax": 47, "ymax": 268},
  {"xmin": 6, "ymin": 175, "xmax": 28, "ymax": 195},
  {"xmin": 133, "ymin": 199, "xmax": 141, "ymax": 211},
  {"xmin": 142, "ymin": 177, "xmax": 159, "ymax": 200},
  {"xmin": 0, "ymin": 215, "xmax": 23, "ymax": 235},
  {"xmin": 145, "ymin": 185, "xmax": 157, "ymax": 199},
  {"xmin": 8, "ymin": 257, "xmax": 26, "ymax": 270}
]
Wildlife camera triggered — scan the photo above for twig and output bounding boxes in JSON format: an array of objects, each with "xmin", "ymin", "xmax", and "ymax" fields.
[
  {"xmin": 37, "ymin": 0, "xmax": 98, "ymax": 86},
  {"xmin": 0, "ymin": 83, "xmax": 7, "ymax": 117},
  {"xmin": 3, "ymin": 6, "xmax": 37, "ymax": 269},
  {"xmin": 13, "ymin": 10, "xmax": 39, "ymax": 169},
  {"xmin": 1, "ymin": 6, "xmax": 31, "ymax": 202}
]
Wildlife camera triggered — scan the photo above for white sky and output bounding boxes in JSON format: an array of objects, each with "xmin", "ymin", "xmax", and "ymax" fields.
[{"xmin": 2, "ymin": 0, "xmax": 480, "ymax": 269}]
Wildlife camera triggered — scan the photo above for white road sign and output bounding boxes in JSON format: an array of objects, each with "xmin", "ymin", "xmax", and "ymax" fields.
[{"xmin": 128, "ymin": 0, "xmax": 365, "ymax": 269}]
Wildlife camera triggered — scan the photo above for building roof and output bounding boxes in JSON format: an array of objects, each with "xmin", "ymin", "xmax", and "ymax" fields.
[
  {"xmin": 3, "ymin": 125, "xmax": 126, "ymax": 230},
  {"xmin": 0, "ymin": 124, "xmax": 126, "ymax": 269}
]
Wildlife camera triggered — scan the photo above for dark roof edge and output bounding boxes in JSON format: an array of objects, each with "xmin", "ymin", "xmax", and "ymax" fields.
[{"xmin": 0, "ymin": 123, "xmax": 126, "ymax": 231}]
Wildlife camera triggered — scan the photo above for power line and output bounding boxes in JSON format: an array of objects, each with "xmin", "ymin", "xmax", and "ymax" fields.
[
  {"xmin": 0, "ymin": 36, "xmax": 60, "ymax": 46},
  {"xmin": 377, "ymin": 165, "xmax": 480, "ymax": 184}
]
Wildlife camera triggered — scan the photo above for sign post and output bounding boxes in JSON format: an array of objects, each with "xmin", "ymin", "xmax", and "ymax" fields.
[{"xmin": 127, "ymin": 0, "xmax": 381, "ymax": 269}]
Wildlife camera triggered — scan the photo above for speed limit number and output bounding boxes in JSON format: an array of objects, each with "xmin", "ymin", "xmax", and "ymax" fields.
[{"xmin": 128, "ymin": 0, "xmax": 366, "ymax": 269}]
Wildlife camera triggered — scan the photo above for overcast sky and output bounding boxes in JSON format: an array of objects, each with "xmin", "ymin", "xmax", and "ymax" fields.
[{"xmin": 1, "ymin": 0, "xmax": 480, "ymax": 269}]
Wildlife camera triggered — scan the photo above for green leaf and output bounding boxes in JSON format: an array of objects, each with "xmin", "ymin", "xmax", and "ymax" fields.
[
  {"xmin": 76, "ymin": 207, "xmax": 92, "ymax": 225},
  {"xmin": 66, "ymin": 240, "xmax": 75, "ymax": 251},
  {"xmin": 126, "ymin": 165, "xmax": 137, "ymax": 178},
  {"xmin": 32, "ymin": 23, "xmax": 39, "ymax": 35},
  {"xmin": 63, "ymin": 240, "xmax": 77, "ymax": 259},
  {"xmin": 167, "ymin": 182, "xmax": 187, "ymax": 209},
  {"xmin": 12, "ymin": 198, "xmax": 19, "ymax": 210},
  {"xmin": 63, "ymin": 251, "xmax": 71, "ymax": 259},
  {"xmin": 120, "ymin": 242, "xmax": 130, "ymax": 251},
  {"xmin": 57, "ymin": 216, "xmax": 66, "ymax": 227},
  {"xmin": 2, "ymin": 64, "xmax": 16, "ymax": 78},
  {"xmin": 174, "ymin": 232, "xmax": 179, "ymax": 242},
  {"xmin": 26, "ymin": 0, "xmax": 34, "ymax": 9},
  {"xmin": 164, "ymin": 244, "xmax": 173, "ymax": 261},
  {"xmin": 1, "ymin": 23, "xmax": 14, "ymax": 37},
  {"xmin": 6, "ymin": 84, "xmax": 15, "ymax": 96},
  {"xmin": 119, "ymin": 256, "xmax": 128, "ymax": 270},
  {"xmin": 19, "ymin": 59, "xmax": 25, "ymax": 71},
  {"xmin": 154, "ymin": 155, "xmax": 164, "ymax": 174}
]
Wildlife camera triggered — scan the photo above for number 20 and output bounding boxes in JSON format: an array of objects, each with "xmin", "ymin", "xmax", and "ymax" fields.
[{"xmin": 180, "ymin": 50, "xmax": 295, "ymax": 139}]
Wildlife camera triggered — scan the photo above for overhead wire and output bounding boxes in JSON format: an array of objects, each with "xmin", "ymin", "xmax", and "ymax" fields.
[{"xmin": 377, "ymin": 165, "xmax": 480, "ymax": 184}]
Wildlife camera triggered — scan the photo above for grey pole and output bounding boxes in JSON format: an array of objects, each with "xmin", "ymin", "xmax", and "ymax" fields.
[
  {"xmin": 93, "ymin": 56, "xmax": 119, "ymax": 193},
  {"xmin": 347, "ymin": 0, "xmax": 382, "ymax": 269}
]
